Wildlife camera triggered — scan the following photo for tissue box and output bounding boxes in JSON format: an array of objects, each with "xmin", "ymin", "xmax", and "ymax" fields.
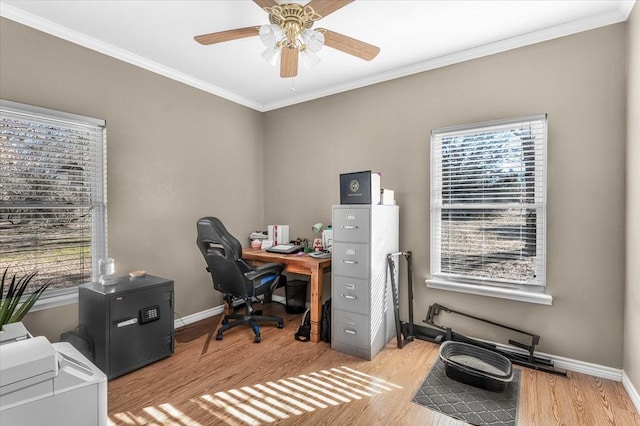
[
  {"xmin": 340, "ymin": 171, "xmax": 381, "ymax": 204},
  {"xmin": 381, "ymin": 189, "xmax": 395, "ymax": 205}
]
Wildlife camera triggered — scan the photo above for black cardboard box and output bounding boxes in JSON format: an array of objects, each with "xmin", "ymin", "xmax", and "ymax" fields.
[{"xmin": 340, "ymin": 171, "xmax": 380, "ymax": 204}]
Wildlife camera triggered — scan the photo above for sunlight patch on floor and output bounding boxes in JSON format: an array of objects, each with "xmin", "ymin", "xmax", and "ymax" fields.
[
  {"xmin": 108, "ymin": 365, "xmax": 403, "ymax": 425},
  {"xmin": 108, "ymin": 404, "xmax": 201, "ymax": 426},
  {"xmin": 198, "ymin": 365, "xmax": 403, "ymax": 425}
]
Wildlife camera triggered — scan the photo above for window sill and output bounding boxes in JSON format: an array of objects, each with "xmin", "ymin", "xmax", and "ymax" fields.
[
  {"xmin": 426, "ymin": 278, "xmax": 552, "ymax": 305},
  {"xmin": 30, "ymin": 291, "xmax": 78, "ymax": 313}
]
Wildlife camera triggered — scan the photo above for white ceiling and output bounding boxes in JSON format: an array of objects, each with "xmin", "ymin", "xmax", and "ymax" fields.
[{"xmin": 0, "ymin": 0, "xmax": 635, "ymax": 111}]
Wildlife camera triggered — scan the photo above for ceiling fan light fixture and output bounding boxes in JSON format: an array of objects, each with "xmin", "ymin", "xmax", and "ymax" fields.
[
  {"xmin": 261, "ymin": 44, "xmax": 281, "ymax": 66},
  {"xmin": 259, "ymin": 24, "xmax": 283, "ymax": 47},
  {"xmin": 301, "ymin": 29, "xmax": 324, "ymax": 53},
  {"xmin": 257, "ymin": 2, "xmax": 326, "ymax": 74},
  {"xmin": 300, "ymin": 47, "xmax": 321, "ymax": 69},
  {"xmin": 195, "ymin": 1, "xmax": 380, "ymax": 79}
]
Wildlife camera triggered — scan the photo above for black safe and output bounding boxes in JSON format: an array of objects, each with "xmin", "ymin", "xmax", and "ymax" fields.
[{"xmin": 78, "ymin": 275, "xmax": 174, "ymax": 380}]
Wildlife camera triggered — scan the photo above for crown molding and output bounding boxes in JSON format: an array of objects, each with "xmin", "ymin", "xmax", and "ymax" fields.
[
  {"xmin": 0, "ymin": 3, "xmax": 263, "ymax": 112},
  {"xmin": 1, "ymin": 1, "xmax": 635, "ymax": 112},
  {"xmin": 262, "ymin": 4, "xmax": 635, "ymax": 111}
]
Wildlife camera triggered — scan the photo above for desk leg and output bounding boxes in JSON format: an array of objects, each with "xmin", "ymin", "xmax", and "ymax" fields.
[{"xmin": 309, "ymin": 266, "xmax": 323, "ymax": 343}]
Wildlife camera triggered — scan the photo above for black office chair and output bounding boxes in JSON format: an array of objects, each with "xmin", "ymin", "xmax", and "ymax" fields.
[{"xmin": 196, "ymin": 217, "xmax": 285, "ymax": 343}]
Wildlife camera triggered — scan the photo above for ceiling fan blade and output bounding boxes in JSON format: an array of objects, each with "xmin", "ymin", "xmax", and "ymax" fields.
[
  {"xmin": 321, "ymin": 29, "xmax": 380, "ymax": 61},
  {"xmin": 253, "ymin": 0, "xmax": 278, "ymax": 9},
  {"xmin": 194, "ymin": 26, "xmax": 259, "ymax": 45},
  {"xmin": 280, "ymin": 46, "xmax": 299, "ymax": 78},
  {"xmin": 306, "ymin": 0, "xmax": 354, "ymax": 18}
]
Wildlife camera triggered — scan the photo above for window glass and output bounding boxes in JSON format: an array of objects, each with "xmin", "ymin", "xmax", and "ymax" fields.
[
  {"xmin": 431, "ymin": 115, "xmax": 546, "ymax": 288},
  {"xmin": 0, "ymin": 100, "xmax": 106, "ymax": 295}
]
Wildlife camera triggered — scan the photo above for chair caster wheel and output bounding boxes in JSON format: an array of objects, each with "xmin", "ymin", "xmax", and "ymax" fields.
[
  {"xmin": 254, "ymin": 335, "xmax": 262, "ymax": 343},
  {"xmin": 276, "ymin": 322, "xmax": 284, "ymax": 329},
  {"xmin": 216, "ymin": 333, "xmax": 223, "ymax": 340}
]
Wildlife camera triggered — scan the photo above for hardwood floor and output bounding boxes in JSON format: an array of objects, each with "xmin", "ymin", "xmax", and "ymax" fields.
[{"xmin": 108, "ymin": 303, "xmax": 640, "ymax": 425}]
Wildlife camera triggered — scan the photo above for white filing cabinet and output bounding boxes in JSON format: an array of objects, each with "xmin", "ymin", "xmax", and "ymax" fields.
[{"xmin": 331, "ymin": 204, "xmax": 399, "ymax": 360}]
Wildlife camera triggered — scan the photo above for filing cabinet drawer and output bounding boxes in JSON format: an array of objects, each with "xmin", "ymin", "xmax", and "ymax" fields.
[
  {"xmin": 333, "ymin": 242, "xmax": 370, "ymax": 279},
  {"xmin": 333, "ymin": 207, "xmax": 370, "ymax": 243},
  {"xmin": 331, "ymin": 340, "xmax": 372, "ymax": 360},
  {"xmin": 332, "ymin": 276, "xmax": 370, "ymax": 316},
  {"xmin": 332, "ymin": 309, "xmax": 370, "ymax": 349}
]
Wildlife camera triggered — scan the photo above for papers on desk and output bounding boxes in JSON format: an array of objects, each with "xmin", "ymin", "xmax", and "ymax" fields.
[
  {"xmin": 266, "ymin": 244, "xmax": 303, "ymax": 254},
  {"xmin": 250, "ymin": 232, "xmax": 268, "ymax": 240}
]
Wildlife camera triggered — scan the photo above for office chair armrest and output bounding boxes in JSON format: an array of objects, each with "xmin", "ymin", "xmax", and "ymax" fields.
[{"xmin": 244, "ymin": 262, "xmax": 285, "ymax": 281}]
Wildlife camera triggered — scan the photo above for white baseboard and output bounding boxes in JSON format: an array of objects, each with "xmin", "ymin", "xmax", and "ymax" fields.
[
  {"xmin": 622, "ymin": 371, "xmax": 640, "ymax": 414},
  {"xmin": 173, "ymin": 306, "xmax": 223, "ymax": 329},
  {"xmin": 547, "ymin": 353, "xmax": 623, "ymax": 381},
  {"xmin": 173, "ymin": 295, "xmax": 287, "ymax": 329},
  {"xmin": 481, "ymin": 339, "xmax": 623, "ymax": 381}
]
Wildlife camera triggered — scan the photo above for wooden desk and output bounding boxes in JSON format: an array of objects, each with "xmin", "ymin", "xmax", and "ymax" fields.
[{"xmin": 242, "ymin": 248, "xmax": 331, "ymax": 343}]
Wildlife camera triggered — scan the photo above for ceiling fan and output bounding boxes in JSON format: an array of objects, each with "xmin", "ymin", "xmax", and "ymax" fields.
[{"xmin": 194, "ymin": 0, "xmax": 380, "ymax": 78}]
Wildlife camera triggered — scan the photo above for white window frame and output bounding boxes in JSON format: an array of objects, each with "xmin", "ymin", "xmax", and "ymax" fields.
[
  {"xmin": 0, "ymin": 99, "xmax": 107, "ymax": 309},
  {"xmin": 427, "ymin": 115, "xmax": 551, "ymax": 305}
]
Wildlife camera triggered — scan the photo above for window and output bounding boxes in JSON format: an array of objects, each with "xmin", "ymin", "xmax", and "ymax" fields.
[
  {"xmin": 0, "ymin": 100, "xmax": 106, "ymax": 297},
  {"xmin": 429, "ymin": 115, "xmax": 549, "ymax": 304}
]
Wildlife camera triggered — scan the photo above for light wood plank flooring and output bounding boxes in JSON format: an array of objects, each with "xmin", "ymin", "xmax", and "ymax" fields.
[{"xmin": 108, "ymin": 303, "xmax": 640, "ymax": 425}]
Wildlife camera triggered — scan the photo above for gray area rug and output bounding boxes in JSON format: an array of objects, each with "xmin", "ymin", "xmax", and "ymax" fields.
[{"xmin": 412, "ymin": 360, "xmax": 521, "ymax": 426}]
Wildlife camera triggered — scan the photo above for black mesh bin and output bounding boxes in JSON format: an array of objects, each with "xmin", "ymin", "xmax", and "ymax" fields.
[{"xmin": 285, "ymin": 279, "xmax": 307, "ymax": 314}]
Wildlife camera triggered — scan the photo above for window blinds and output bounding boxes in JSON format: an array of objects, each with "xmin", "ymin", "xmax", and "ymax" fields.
[
  {"xmin": 431, "ymin": 115, "xmax": 546, "ymax": 287},
  {"xmin": 0, "ymin": 100, "xmax": 106, "ymax": 294}
]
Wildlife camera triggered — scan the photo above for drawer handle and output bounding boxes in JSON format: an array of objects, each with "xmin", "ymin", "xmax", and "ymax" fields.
[
  {"xmin": 116, "ymin": 318, "xmax": 138, "ymax": 328},
  {"xmin": 343, "ymin": 328, "xmax": 357, "ymax": 335},
  {"xmin": 342, "ymin": 294, "xmax": 357, "ymax": 300},
  {"xmin": 342, "ymin": 260, "xmax": 358, "ymax": 264},
  {"xmin": 341, "ymin": 225, "xmax": 359, "ymax": 229}
]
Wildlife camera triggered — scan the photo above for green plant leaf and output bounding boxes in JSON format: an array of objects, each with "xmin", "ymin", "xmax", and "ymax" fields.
[
  {"xmin": 0, "ymin": 269, "xmax": 50, "ymax": 327},
  {"xmin": 0, "ymin": 268, "xmax": 7, "ymax": 305},
  {"xmin": 0, "ymin": 270, "xmax": 17, "ymax": 325},
  {"xmin": 10, "ymin": 280, "xmax": 52, "ymax": 322}
]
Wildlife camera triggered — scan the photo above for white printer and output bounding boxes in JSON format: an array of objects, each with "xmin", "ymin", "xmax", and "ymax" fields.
[{"xmin": 0, "ymin": 322, "xmax": 107, "ymax": 426}]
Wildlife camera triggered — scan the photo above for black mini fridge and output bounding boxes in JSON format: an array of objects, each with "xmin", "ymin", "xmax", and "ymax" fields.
[{"xmin": 79, "ymin": 275, "xmax": 174, "ymax": 380}]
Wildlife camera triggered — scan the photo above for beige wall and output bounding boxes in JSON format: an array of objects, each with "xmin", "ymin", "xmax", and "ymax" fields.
[
  {"xmin": 0, "ymin": 16, "xmax": 632, "ymax": 370},
  {"xmin": 0, "ymin": 18, "xmax": 265, "ymax": 342},
  {"xmin": 264, "ymin": 24, "xmax": 627, "ymax": 367},
  {"xmin": 626, "ymin": 4, "xmax": 640, "ymax": 391}
]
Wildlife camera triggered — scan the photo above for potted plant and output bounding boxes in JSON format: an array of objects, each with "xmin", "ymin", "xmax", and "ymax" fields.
[{"xmin": 0, "ymin": 268, "xmax": 52, "ymax": 327}]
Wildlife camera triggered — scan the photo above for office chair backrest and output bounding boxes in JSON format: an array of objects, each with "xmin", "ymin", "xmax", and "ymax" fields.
[{"xmin": 196, "ymin": 217, "xmax": 248, "ymax": 297}]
